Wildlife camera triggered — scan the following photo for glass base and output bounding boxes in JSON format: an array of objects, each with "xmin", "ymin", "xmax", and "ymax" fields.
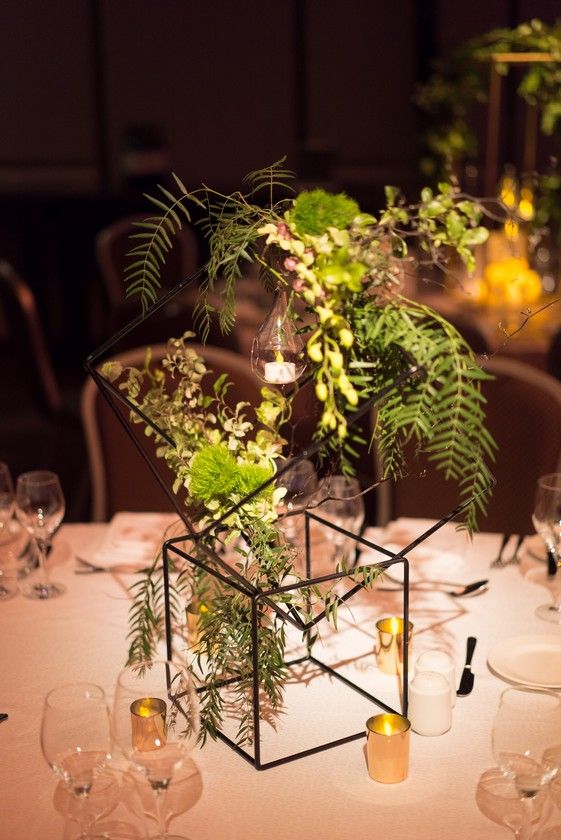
[
  {"xmin": 0, "ymin": 583, "xmax": 18, "ymax": 601},
  {"xmin": 20, "ymin": 581, "xmax": 66, "ymax": 600},
  {"xmin": 148, "ymin": 835, "xmax": 190, "ymax": 840},
  {"xmin": 535, "ymin": 603, "xmax": 561, "ymax": 624}
]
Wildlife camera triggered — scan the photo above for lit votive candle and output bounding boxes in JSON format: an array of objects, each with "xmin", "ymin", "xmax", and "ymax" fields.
[
  {"xmin": 130, "ymin": 697, "xmax": 167, "ymax": 752},
  {"xmin": 408, "ymin": 671, "xmax": 452, "ymax": 736},
  {"xmin": 415, "ymin": 649, "xmax": 456, "ymax": 707},
  {"xmin": 366, "ymin": 713, "xmax": 411, "ymax": 783},
  {"xmin": 375, "ymin": 616, "xmax": 413, "ymax": 675},
  {"xmin": 264, "ymin": 361, "xmax": 296, "ymax": 384}
]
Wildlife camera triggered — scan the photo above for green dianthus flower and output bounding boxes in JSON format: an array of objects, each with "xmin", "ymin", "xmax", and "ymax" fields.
[{"xmin": 290, "ymin": 189, "xmax": 360, "ymax": 236}]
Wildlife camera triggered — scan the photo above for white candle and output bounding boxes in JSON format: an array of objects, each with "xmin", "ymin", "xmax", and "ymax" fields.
[
  {"xmin": 408, "ymin": 671, "xmax": 452, "ymax": 736},
  {"xmin": 415, "ymin": 649, "xmax": 456, "ymax": 707},
  {"xmin": 264, "ymin": 361, "xmax": 296, "ymax": 384}
]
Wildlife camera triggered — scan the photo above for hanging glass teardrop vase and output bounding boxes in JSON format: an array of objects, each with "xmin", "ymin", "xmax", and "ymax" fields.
[{"xmin": 251, "ymin": 288, "xmax": 306, "ymax": 385}]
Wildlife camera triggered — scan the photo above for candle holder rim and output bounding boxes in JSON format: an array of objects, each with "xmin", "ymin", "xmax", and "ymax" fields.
[
  {"xmin": 375, "ymin": 616, "xmax": 414, "ymax": 633},
  {"xmin": 366, "ymin": 713, "xmax": 411, "ymax": 735},
  {"xmin": 130, "ymin": 696, "xmax": 167, "ymax": 716}
]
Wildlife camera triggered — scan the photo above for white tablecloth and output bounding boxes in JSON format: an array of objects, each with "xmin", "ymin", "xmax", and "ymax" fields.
[{"xmin": 1, "ymin": 517, "xmax": 560, "ymax": 839}]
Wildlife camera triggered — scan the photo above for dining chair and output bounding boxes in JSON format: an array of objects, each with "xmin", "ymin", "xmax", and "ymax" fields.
[
  {"xmin": 0, "ymin": 260, "xmax": 63, "ymax": 417},
  {"xmin": 95, "ymin": 213, "xmax": 200, "ymax": 311},
  {"xmin": 0, "ymin": 261, "xmax": 89, "ymax": 519},
  {"xmin": 372, "ymin": 355, "xmax": 561, "ymax": 534},
  {"xmin": 81, "ymin": 342, "xmax": 263, "ymax": 521},
  {"xmin": 546, "ymin": 325, "xmax": 561, "ymax": 381}
]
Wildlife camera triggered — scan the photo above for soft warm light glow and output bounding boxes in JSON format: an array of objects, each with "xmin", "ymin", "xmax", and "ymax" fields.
[
  {"xmin": 389, "ymin": 616, "xmax": 401, "ymax": 634},
  {"xmin": 499, "ymin": 175, "xmax": 517, "ymax": 208},
  {"xmin": 482, "ymin": 256, "xmax": 542, "ymax": 307},
  {"xmin": 504, "ymin": 218, "xmax": 519, "ymax": 241},
  {"xmin": 130, "ymin": 697, "xmax": 167, "ymax": 752},
  {"xmin": 137, "ymin": 701, "xmax": 155, "ymax": 718},
  {"xmin": 264, "ymin": 361, "xmax": 297, "ymax": 384},
  {"xmin": 518, "ymin": 186, "xmax": 535, "ymax": 221},
  {"xmin": 382, "ymin": 717, "xmax": 393, "ymax": 736}
]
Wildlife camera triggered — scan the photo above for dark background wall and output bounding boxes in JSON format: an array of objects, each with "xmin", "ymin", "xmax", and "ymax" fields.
[
  {"xmin": 0, "ymin": 0, "xmax": 560, "ymax": 518},
  {"xmin": 0, "ymin": 0, "xmax": 560, "ymax": 357}
]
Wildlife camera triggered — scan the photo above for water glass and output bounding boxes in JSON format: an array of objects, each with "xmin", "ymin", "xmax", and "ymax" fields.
[
  {"xmin": 315, "ymin": 475, "xmax": 365, "ymax": 566},
  {"xmin": 15, "ymin": 470, "xmax": 66, "ymax": 599},
  {"xmin": 0, "ymin": 462, "xmax": 17, "ymax": 600}
]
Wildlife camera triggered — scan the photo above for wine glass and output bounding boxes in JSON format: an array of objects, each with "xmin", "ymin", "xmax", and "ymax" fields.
[
  {"xmin": 41, "ymin": 683, "xmax": 112, "ymax": 840},
  {"xmin": 314, "ymin": 475, "xmax": 365, "ymax": 566},
  {"xmin": 532, "ymin": 472, "xmax": 561, "ymax": 623},
  {"xmin": 492, "ymin": 687, "xmax": 561, "ymax": 839},
  {"xmin": 0, "ymin": 462, "xmax": 17, "ymax": 601},
  {"xmin": 476, "ymin": 768, "xmax": 553, "ymax": 838},
  {"xmin": 112, "ymin": 660, "xmax": 200, "ymax": 840},
  {"xmin": 277, "ymin": 458, "xmax": 318, "ymax": 546},
  {"xmin": 54, "ymin": 769, "xmax": 121, "ymax": 838},
  {"xmin": 14, "ymin": 470, "xmax": 66, "ymax": 599}
]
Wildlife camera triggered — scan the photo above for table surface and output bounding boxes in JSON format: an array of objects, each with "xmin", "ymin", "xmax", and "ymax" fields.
[{"xmin": 1, "ymin": 516, "xmax": 561, "ymax": 840}]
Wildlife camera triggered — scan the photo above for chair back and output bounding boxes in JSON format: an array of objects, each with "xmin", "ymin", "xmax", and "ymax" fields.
[
  {"xmin": 0, "ymin": 260, "xmax": 63, "ymax": 416},
  {"xmin": 547, "ymin": 325, "xmax": 561, "ymax": 381},
  {"xmin": 95, "ymin": 213, "xmax": 200, "ymax": 310},
  {"xmin": 82, "ymin": 342, "xmax": 262, "ymax": 521},
  {"xmin": 373, "ymin": 355, "xmax": 561, "ymax": 534}
]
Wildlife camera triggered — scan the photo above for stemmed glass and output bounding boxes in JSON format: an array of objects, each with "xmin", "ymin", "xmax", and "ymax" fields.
[
  {"xmin": 112, "ymin": 659, "xmax": 200, "ymax": 840},
  {"xmin": 492, "ymin": 687, "xmax": 561, "ymax": 840},
  {"xmin": 315, "ymin": 475, "xmax": 365, "ymax": 566},
  {"xmin": 277, "ymin": 458, "xmax": 318, "ymax": 546},
  {"xmin": 476, "ymin": 768, "xmax": 553, "ymax": 838},
  {"xmin": 14, "ymin": 470, "xmax": 66, "ymax": 599},
  {"xmin": 0, "ymin": 462, "xmax": 17, "ymax": 600},
  {"xmin": 41, "ymin": 683, "xmax": 112, "ymax": 840},
  {"xmin": 532, "ymin": 472, "xmax": 561, "ymax": 623}
]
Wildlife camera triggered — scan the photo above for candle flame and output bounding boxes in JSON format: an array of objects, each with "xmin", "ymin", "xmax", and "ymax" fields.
[{"xmin": 389, "ymin": 617, "xmax": 401, "ymax": 634}]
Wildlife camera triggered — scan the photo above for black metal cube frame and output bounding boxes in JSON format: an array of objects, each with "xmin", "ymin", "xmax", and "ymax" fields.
[{"xmin": 85, "ymin": 271, "xmax": 480, "ymax": 770}]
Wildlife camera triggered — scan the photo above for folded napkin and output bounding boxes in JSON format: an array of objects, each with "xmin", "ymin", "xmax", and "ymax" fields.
[
  {"xmin": 359, "ymin": 522, "xmax": 465, "ymax": 585},
  {"xmin": 89, "ymin": 512, "xmax": 184, "ymax": 570}
]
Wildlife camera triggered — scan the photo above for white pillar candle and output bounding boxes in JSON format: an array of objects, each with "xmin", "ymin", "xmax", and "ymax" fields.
[
  {"xmin": 408, "ymin": 671, "xmax": 452, "ymax": 736},
  {"xmin": 415, "ymin": 649, "xmax": 456, "ymax": 707},
  {"xmin": 264, "ymin": 361, "xmax": 296, "ymax": 384}
]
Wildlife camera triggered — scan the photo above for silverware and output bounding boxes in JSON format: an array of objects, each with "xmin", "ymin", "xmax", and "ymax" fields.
[
  {"xmin": 456, "ymin": 636, "xmax": 477, "ymax": 696},
  {"xmin": 448, "ymin": 579, "xmax": 488, "ymax": 598},
  {"xmin": 75, "ymin": 556, "xmax": 105, "ymax": 574},
  {"xmin": 505, "ymin": 534, "xmax": 524, "ymax": 565},
  {"xmin": 490, "ymin": 533, "xmax": 511, "ymax": 568},
  {"xmin": 74, "ymin": 556, "xmax": 144, "ymax": 575},
  {"xmin": 380, "ymin": 573, "xmax": 488, "ymax": 598}
]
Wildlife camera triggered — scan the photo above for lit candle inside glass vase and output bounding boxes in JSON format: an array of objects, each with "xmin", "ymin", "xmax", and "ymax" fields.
[
  {"xmin": 366, "ymin": 713, "xmax": 411, "ymax": 783},
  {"xmin": 375, "ymin": 616, "xmax": 413, "ymax": 675},
  {"xmin": 251, "ymin": 288, "xmax": 306, "ymax": 385},
  {"xmin": 130, "ymin": 697, "xmax": 167, "ymax": 751}
]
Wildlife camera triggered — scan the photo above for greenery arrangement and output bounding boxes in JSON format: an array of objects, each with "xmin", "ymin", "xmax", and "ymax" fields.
[
  {"xmin": 115, "ymin": 159, "xmax": 498, "ymax": 746},
  {"xmin": 415, "ymin": 17, "xmax": 561, "ymax": 241}
]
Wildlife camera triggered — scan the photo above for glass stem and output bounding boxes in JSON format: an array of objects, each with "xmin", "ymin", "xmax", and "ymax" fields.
[
  {"xmin": 551, "ymin": 552, "xmax": 561, "ymax": 610},
  {"xmin": 151, "ymin": 784, "xmax": 169, "ymax": 839},
  {"xmin": 35, "ymin": 537, "xmax": 50, "ymax": 589},
  {"xmin": 517, "ymin": 793, "xmax": 537, "ymax": 840},
  {"xmin": 75, "ymin": 791, "xmax": 90, "ymax": 839}
]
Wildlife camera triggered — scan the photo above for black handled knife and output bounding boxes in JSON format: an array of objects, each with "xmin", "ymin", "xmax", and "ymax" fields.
[{"xmin": 457, "ymin": 636, "xmax": 477, "ymax": 696}]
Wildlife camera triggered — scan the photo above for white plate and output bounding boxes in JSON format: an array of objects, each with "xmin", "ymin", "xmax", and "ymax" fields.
[{"xmin": 488, "ymin": 634, "xmax": 561, "ymax": 688}]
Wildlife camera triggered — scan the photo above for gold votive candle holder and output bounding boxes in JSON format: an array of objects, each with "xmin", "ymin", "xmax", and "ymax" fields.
[
  {"xmin": 130, "ymin": 697, "xmax": 167, "ymax": 752},
  {"xmin": 366, "ymin": 713, "xmax": 411, "ymax": 783},
  {"xmin": 375, "ymin": 616, "xmax": 413, "ymax": 675}
]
